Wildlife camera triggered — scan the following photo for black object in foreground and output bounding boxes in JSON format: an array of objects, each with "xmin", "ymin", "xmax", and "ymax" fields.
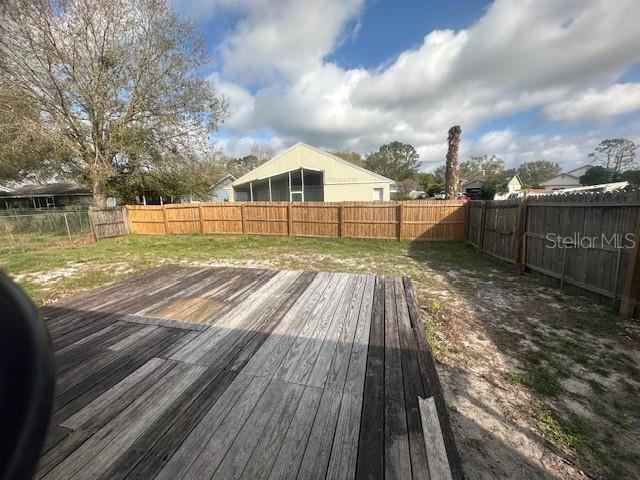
[{"xmin": 0, "ymin": 271, "xmax": 55, "ymax": 480}]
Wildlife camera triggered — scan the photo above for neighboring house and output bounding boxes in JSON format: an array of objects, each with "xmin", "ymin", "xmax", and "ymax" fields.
[
  {"xmin": 0, "ymin": 182, "xmax": 92, "ymax": 210},
  {"xmin": 460, "ymin": 175, "xmax": 486, "ymax": 199},
  {"xmin": 493, "ymin": 175, "xmax": 524, "ymax": 200},
  {"xmin": 230, "ymin": 143, "xmax": 395, "ymax": 202},
  {"xmin": 210, "ymin": 174, "xmax": 236, "ymax": 202},
  {"xmin": 539, "ymin": 164, "xmax": 593, "ymax": 190},
  {"xmin": 462, "ymin": 174, "xmax": 523, "ymax": 200}
]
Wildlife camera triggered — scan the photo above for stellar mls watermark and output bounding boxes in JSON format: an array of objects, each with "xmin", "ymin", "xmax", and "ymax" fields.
[{"xmin": 545, "ymin": 233, "xmax": 636, "ymax": 249}]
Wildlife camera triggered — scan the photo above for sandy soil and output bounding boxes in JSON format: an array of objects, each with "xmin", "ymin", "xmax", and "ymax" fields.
[{"xmin": 414, "ymin": 265, "xmax": 640, "ymax": 480}]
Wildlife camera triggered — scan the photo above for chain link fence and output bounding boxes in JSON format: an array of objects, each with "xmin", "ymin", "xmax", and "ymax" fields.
[{"xmin": 0, "ymin": 210, "xmax": 94, "ymax": 252}]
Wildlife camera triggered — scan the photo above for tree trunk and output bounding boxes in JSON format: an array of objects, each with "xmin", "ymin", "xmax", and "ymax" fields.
[
  {"xmin": 90, "ymin": 169, "xmax": 108, "ymax": 208},
  {"xmin": 445, "ymin": 125, "xmax": 462, "ymax": 200}
]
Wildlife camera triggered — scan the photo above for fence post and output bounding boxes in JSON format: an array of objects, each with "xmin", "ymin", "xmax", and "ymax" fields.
[
  {"xmin": 122, "ymin": 206, "xmax": 131, "ymax": 234},
  {"xmin": 288, "ymin": 203, "xmax": 293, "ymax": 237},
  {"xmin": 198, "ymin": 204, "xmax": 205, "ymax": 234},
  {"xmin": 464, "ymin": 201, "xmax": 470, "ymax": 241},
  {"xmin": 240, "ymin": 204, "xmax": 246, "ymax": 234},
  {"xmin": 477, "ymin": 202, "xmax": 486, "ymax": 253},
  {"xmin": 397, "ymin": 202, "xmax": 403, "ymax": 241},
  {"xmin": 621, "ymin": 210, "xmax": 640, "ymax": 317},
  {"xmin": 161, "ymin": 205, "xmax": 169, "ymax": 234},
  {"xmin": 88, "ymin": 207, "xmax": 98, "ymax": 241},
  {"xmin": 515, "ymin": 197, "xmax": 528, "ymax": 273},
  {"xmin": 63, "ymin": 212, "xmax": 72, "ymax": 243},
  {"xmin": 338, "ymin": 204, "xmax": 343, "ymax": 238}
]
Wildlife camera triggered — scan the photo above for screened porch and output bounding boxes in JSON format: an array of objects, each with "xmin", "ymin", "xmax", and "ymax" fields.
[{"xmin": 233, "ymin": 168, "xmax": 324, "ymax": 202}]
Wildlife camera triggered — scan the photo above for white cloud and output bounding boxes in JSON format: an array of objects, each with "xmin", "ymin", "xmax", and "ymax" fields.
[
  {"xmin": 543, "ymin": 83, "xmax": 640, "ymax": 121},
  {"xmin": 200, "ymin": 0, "xmax": 640, "ymax": 169},
  {"xmin": 214, "ymin": 135, "xmax": 286, "ymax": 158},
  {"xmin": 212, "ymin": 76, "xmax": 255, "ymax": 130},
  {"xmin": 476, "ymin": 129, "xmax": 516, "ymax": 153},
  {"xmin": 217, "ymin": 0, "xmax": 364, "ymax": 83}
]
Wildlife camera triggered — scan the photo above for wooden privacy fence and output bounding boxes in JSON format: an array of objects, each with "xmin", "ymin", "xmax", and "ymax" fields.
[
  {"xmin": 88, "ymin": 207, "xmax": 129, "ymax": 239},
  {"xmin": 125, "ymin": 201, "xmax": 468, "ymax": 241},
  {"xmin": 469, "ymin": 190, "xmax": 640, "ymax": 316}
]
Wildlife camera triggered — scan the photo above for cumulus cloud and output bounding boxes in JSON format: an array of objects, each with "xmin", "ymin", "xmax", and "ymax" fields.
[
  {"xmin": 193, "ymin": 0, "xmax": 640, "ymax": 167},
  {"xmin": 542, "ymin": 83, "xmax": 640, "ymax": 121},
  {"xmin": 217, "ymin": 0, "xmax": 364, "ymax": 83}
]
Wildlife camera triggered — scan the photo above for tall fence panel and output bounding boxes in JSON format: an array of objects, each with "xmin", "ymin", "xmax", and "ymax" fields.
[
  {"xmin": 89, "ymin": 207, "xmax": 128, "ymax": 239},
  {"xmin": 200, "ymin": 204, "xmax": 243, "ymax": 234},
  {"xmin": 341, "ymin": 202, "xmax": 399, "ymax": 240},
  {"xmin": 164, "ymin": 204, "xmax": 201, "ymax": 234},
  {"xmin": 482, "ymin": 199, "xmax": 521, "ymax": 263},
  {"xmin": 468, "ymin": 190, "xmax": 640, "ymax": 314},
  {"xmin": 126, "ymin": 206, "xmax": 166, "ymax": 234},
  {"xmin": 402, "ymin": 201, "xmax": 468, "ymax": 241},
  {"xmin": 291, "ymin": 203, "xmax": 340, "ymax": 238},
  {"xmin": 525, "ymin": 191, "xmax": 639, "ymax": 301},
  {"xmin": 243, "ymin": 202, "xmax": 289, "ymax": 236},
  {"xmin": 125, "ymin": 201, "xmax": 469, "ymax": 241}
]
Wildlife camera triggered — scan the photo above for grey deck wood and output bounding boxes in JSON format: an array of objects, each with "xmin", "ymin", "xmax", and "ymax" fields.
[
  {"xmin": 239, "ymin": 382, "xmax": 306, "ymax": 479},
  {"xmin": 383, "ymin": 277, "xmax": 413, "ymax": 480},
  {"xmin": 419, "ymin": 396, "xmax": 453, "ymax": 480},
  {"xmin": 267, "ymin": 386, "xmax": 323, "ymax": 480},
  {"xmin": 38, "ymin": 265, "xmax": 460, "ymax": 479}
]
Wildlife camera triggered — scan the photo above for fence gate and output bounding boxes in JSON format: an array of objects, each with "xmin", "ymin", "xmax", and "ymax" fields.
[{"xmin": 89, "ymin": 207, "xmax": 129, "ymax": 239}]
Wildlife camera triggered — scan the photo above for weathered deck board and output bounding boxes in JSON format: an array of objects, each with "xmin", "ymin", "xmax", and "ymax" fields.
[
  {"xmin": 37, "ymin": 265, "xmax": 461, "ymax": 479},
  {"xmin": 355, "ymin": 276, "xmax": 385, "ymax": 480},
  {"xmin": 383, "ymin": 277, "xmax": 412, "ymax": 480}
]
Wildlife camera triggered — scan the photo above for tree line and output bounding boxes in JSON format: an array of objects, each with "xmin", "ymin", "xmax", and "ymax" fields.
[
  {"xmin": 336, "ymin": 136, "xmax": 638, "ymax": 200},
  {"xmin": 332, "ymin": 142, "xmax": 565, "ymax": 199}
]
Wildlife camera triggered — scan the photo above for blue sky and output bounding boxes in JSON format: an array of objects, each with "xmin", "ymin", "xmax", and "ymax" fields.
[{"xmin": 174, "ymin": 0, "xmax": 640, "ymax": 171}]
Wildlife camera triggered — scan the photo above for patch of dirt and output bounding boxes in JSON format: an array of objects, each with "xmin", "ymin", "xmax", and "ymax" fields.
[
  {"xmin": 416, "ymin": 260, "xmax": 640, "ymax": 480},
  {"xmin": 181, "ymin": 258, "xmax": 279, "ymax": 269},
  {"xmin": 11, "ymin": 261, "xmax": 89, "ymax": 287}
]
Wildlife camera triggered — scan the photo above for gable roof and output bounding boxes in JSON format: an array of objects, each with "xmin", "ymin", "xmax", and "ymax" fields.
[
  {"xmin": 1, "ymin": 182, "xmax": 90, "ymax": 197},
  {"xmin": 539, "ymin": 173, "xmax": 581, "ymax": 186},
  {"xmin": 566, "ymin": 164, "xmax": 593, "ymax": 176},
  {"xmin": 462, "ymin": 173, "xmax": 521, "ymax": 188},
  {"xmin": 211, "ymin": 174, "xmax": 236, "ymax": 189},
  {"xmin": 508, "ymin": 174, "xmax": 523, "ymax": 185},
  {"xmin": 232, "ymin": 142, "xmax": 394, "ymax": 186}
]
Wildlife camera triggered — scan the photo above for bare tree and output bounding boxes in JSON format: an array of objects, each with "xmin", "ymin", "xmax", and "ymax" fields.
[
  {"xmin": 0, "ymin": 0, "xmax": 226, "ymax": 206},
  {"xmin": 444, "ymin": 125, "xmax": 461, "ymax": 199},
  {"xmin": 250, "ymin": 144, "xmax": 275, "ymax": 164},
  {"xmin": 588, "ymin": 138, "xmax": 637, "ymax": 173}
]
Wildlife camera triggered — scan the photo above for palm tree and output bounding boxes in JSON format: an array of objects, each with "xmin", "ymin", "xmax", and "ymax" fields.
[{"xmin": 445, "ymin": 126, "xmax": 462, "ymax": 199}]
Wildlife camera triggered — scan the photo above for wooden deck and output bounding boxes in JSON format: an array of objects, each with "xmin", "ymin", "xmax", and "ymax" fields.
[{"xmin": 38, "ymin": 266, "xmax": 461, "ymax": 479}]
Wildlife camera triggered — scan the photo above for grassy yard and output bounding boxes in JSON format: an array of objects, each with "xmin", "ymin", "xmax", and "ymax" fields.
[{"xmin": 2, "ymin": 234, "xmax": 639, "ymax": 479}]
